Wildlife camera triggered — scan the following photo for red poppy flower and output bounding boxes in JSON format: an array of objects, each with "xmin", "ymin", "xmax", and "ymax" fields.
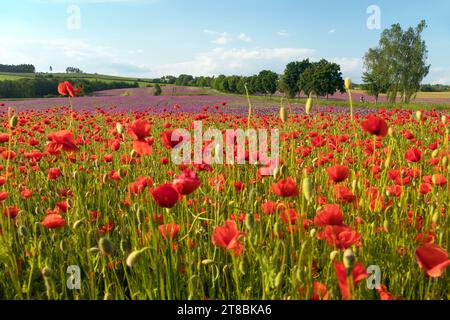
[
  {"xmin": 361, "ymin": 116, "xmax": 388, "ymax": 137},
  {"xmin": 48, "ymin": 168, "xmax": 62, "ymax": 180},
  {"xmin": 3, "ymin": 206, "xmax": 20, "ymax": 219},
  {"xmin": 415, "ymin": 243, "xmax": 450, "ymax": 278},
  {"xmin": 46, "ymin": 130, "xmax": 78, "ymax": 154},
  {"xmin": 42, "ymin": 214, "xmax": 67, "ymax": 229},
  {"xmin": 405, "ymin": 148, "xmax": 422, "ymax": 163},
  {"xmin": 323, "ymin": 225, "xmax": 362, "ymax": 249},
  {"xmin": 172, "ymin": 169, "xmax": 201, "ymax": 195},
  {"xmin": 212, "ymin": 220, "xmax": 245, "ymax": 256},
  {"xmin": 58, "ymin": 81, "xmax": 81, "ymax": 97},
  {"xmin": 161, "ymin": 130, "xmax": 185, "ymax": 149},
  {"xmin": 327, "ymin": 165, "xmax": 349, "ymax": 183},
  {"xmin": 271, "ymin": 178, "xmax": 298, "ymax": 198},
  {"xmin": 159, "ymin": 223, "xmax": 180, "ymax": 240},
  {"xmin": 261, "ymin": 201, "xmax": 280, "ymax": 215},
  {"xmin": 314, "ymin": 204, "xmax": 344, "ymax": 227},
  {"xmin": 334, "ymin": 185, "xmax": 355, "ymax": 204},
  {"xmin": 432, "ymin": 174, "xmax": 447, "ymax": 187},
  {"xmin": 128, "ymin": 119, "xmax": 151, "ymax": 140},
  {"xmin": 150, "ymin": 183, "xmax": 179, "ymax": 208},
  {"xmin": 334, "ymin": 261, "xmax": 368, "ymax": 299}
]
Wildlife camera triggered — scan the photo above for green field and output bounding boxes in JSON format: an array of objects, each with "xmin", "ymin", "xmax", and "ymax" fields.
[{"xmin": 0, "ymin": 72, "xmax": 154, "ymax": 87}]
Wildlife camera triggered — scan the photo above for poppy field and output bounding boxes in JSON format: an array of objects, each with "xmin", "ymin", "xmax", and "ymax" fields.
[{"xmin": 0, "ymin": 83, "xmax": 449, "ymax": 301}]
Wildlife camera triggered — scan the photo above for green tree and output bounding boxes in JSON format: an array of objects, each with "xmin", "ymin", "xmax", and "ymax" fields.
[
  {"xmin": 298, "ymin": 59, "xmax": 344, "ymax": 98},
  {"xmin": 279, "ymin": 60, "xmax": 311, "ymax": 98},
  {"xmin": 363, "ymin": 20, "xmax": 430, "ymax": 103},
  {"xmin": 257, "ymin": 70, "xmax": 278, "ymax": 96}
]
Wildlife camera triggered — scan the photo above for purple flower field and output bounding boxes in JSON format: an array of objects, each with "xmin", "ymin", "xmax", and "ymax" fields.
[{"xmin": 3, "ymin": 87, "xmax": 381, "ymax": 116}]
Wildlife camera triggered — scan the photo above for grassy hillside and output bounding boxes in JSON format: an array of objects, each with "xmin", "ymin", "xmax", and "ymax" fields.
[{"xmin": 0, "ymin": 72, "xmax": 154, "ymax": 87}]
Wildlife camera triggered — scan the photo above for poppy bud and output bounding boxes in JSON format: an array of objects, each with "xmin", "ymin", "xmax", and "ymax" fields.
[
  {"xmin": 302, "ymin": 177, "xmax": 314, "ymax": 202},
  {"xmin": 352, "ymin": 180, "xmax": 357, "ymax": 192},
  {"xmin": 41, "ymin": 266, "xmax": 53, "ymax": 278},
  {"xmin": 432, "ymin": 212, "xmax": 439, "ymax": 225},
  {"xmin": 9, "ymin": 115, "xmax": 18, "ymax": 128},
  {"xmin": 274, "ymin": 270, "xmax": 284, "ymax": 288},
  {"xmin": 383, "ymin": 220, "xmax": 389, "ymax": 232},
  {"xmin": 415, "ymin": 111, "xmax": 423, "ymax": 122},
  {"xmin": 343, "ymin": 249, "xmax": 355, "ymax": 275},
  {"xmin": 344, "ymin": 78, "xmax": 352, "ymax": 91},
  {"xmin": 18, "ymin": 225, "xmax": 29, "ymax": 238},
  {"xmin": 126, "ymin": 248, "xmax": 148, "ymax": 268},
  {"xmin": 59, "ymin": 239, "xmax": 68, "ymax": 252},
  {"xmin": 280, "ymin": 105, "xmax": 288, "ymax": 123},
  {"xmin": 330, "ymin": 250, "xmax": 339, "ymax": 261},
  {"xmin": 72, "ymin": 219, "xmax": 84, "ymax": 229},
  {"xmin": 441, "ymin": 115, "xmax": 447, "ymax": 125},
  {"xmin": 442, "ymin": 156, "xmax": 448, "ymax": 167},
  {"xmin": 116, "ymin": 123, "xmax": 124, "ymax": 134},
  {"xmin": 309, "ymin": 228, "xmax": 316, "ymax": 238},
  {"xmin": 201, "ymin": 259, "xmax": 215, "ymax": 266},
  {"xmin": 104, "ymin": 293, "xmax": 113, "ymax": 300},
  {"xmin": 388, "ymin": 127, "xmax": 394, "ymax": 137},
  {"xmin": 98, "ymin": 238, "xmax": 115, "ymax": 256},
  {"xmin": 239, "ymin": 260, "xmax": 247, "ymax": 275},
  {"xmin": 305, "ymin": 97, "xmax": 313, "ymax": 115},
  {"xmin": 431, "ymin": 149, "xmax": 439, "ymax": 158},
  {"xmin": 245, "ymin": 213, "xmax": 255, "ymax": 231}
]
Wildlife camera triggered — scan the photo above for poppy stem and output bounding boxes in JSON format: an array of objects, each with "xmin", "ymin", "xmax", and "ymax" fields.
[
  {"xmin": 4, "ymin": 107, "xmax": 13, "ymax": 182},
  {"xmin": 348, "ymin": 89, "xmax": 353, "ymax": 120},
  {"xmin": 244, "ymin": 84, "xmax": 253, "ymax": 129}
]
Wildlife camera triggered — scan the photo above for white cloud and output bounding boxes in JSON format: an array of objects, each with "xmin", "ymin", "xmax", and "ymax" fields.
[
  {"xmin": 277, "ymin": 30, "xmax": 290, "ymax": 37},
  {"xmin": 0, "ymin": 38, "xmax": 151, "ymax": 76},
  {"xmin": 330, "ymin": 57, "xmax": 363, "ymax": 75},
  {"xmin": 152, "ymin": 47, "xmax": 316, "ymax": 76},
  {"xmin": 203, "ymin": 30, "xmax": 233, "ymax": 45},
  {"xmin": 238, "ymin": 33, "xmax": 252, "ymax": 42},
  {"xmin": 426, "ymin": 67, "xmax": 450, "ymax": 84},
  {"xmin": 329, "ymin": 29, "xmax": 336, "ymax": 34}
]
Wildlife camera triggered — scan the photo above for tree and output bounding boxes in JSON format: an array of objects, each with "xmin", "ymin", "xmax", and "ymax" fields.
[
  {"xmin": 279, "ymin": 60, "xmax": 311, "ymax": 98},
  {"xmin": 363, "ymin": 20, "xmax": 430, "ymax": 103},
  {"xmin": 257, "ymin": 70, "xmax": 278, "ymax": 96},
  {"xmin": 362, "ymin": 48, "xmax": 389, "ymax": 103},
  {"xmin": 66, "ymin": 67, "xmax": 83, "ymax": 73},
  {"xmin": 298, "ymin": 59, "xmax": 344, "ymax": 98}
]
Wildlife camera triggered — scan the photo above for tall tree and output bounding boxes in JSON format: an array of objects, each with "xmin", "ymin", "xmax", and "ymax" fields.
[
  {"xmin": 257, "ymin": 70, "xmax": 278, "ymax": 96},
  {"xmin": 363, "ymin": 20, "xmax": 430, "ymax": 103},
  {"xmin": 298, "ymin": 59, "xmax": 344, "ymax": 98},
  {"xmin": 280, "ymin": 60, "xmax": 311, "ymax": 98}
]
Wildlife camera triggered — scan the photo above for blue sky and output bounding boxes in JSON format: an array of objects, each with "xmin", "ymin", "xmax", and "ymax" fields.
[{"xmin": 1, "ymin": 0, "xmax": 449, "ymax": 83}]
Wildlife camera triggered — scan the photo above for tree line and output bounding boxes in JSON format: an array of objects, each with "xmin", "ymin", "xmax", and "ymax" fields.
[
  {"xmin": 0, "ymin": 64, "xmax": 36, "ymax": 73},
  {"xmin": 0, "ymin": 77, "xmax": 138, "ymax": 99},
  {"xmin": 156, "ymin": 58, "xmax": 345, "ymax": 98}
]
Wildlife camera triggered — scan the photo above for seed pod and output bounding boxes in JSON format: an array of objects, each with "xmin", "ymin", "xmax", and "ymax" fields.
[
  {"xmin": 305, "ymin": 97, "xmax": 313, "ymax": 115},
  {"xmin": 441, "ymin": 115, "xmax": 447, "ymax": 125},
  {"xmin": 432, "ymin": 212, "xmax": 439, "ymax": 224},
  {"xmin": 310, "ymin": 228, "xmax": 316, "ymax": 238},
  {"xmin": 126, "ymin": 248, "xmax": 148, "ymax": 268},
  {"xmin": 116, "ymin": 123, "xmax": 124, "ymax": 134},
  {"xmin": 9, "ymin": 114, "xmax": 18, "ymax": 128},
  {"xmin": 98, "ymin": 238, "xmax": 115, "ymax": 256},
  {"xmin": 345, "ymin": 78, "xmax": 352, "ymax": 91},
  {"xmin": 302, "ymin": 177, "xmax": 314, "ymax": 202}
]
